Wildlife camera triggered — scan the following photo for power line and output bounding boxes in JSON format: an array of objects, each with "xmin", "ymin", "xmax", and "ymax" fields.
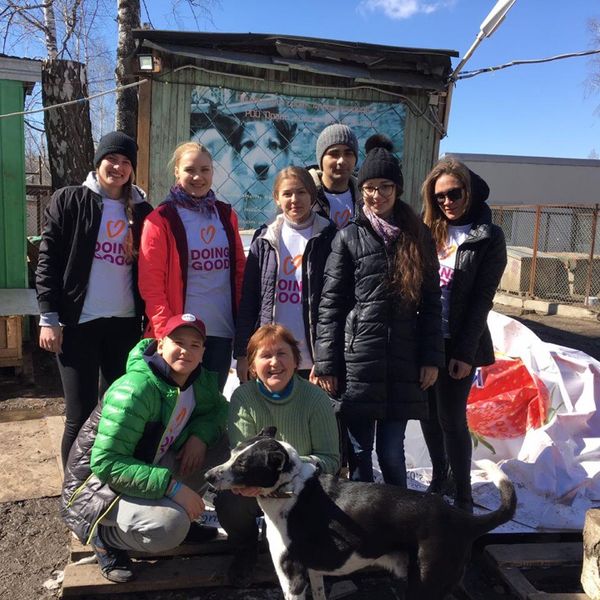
[
  {"xmin": 0, "ymin": 79, "xmax": 148, "ymax": 119},
  {"xmin": 457, "ymin": 48, "xmax": 600, "ymax": 80}
]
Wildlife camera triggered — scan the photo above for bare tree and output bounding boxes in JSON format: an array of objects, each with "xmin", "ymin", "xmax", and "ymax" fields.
[
  {"xmin": 0, "ymin": 0, "xmax": 108, "ymax": 188},
  {"xmin": 115, "ymin": 0, "xmax": 140, "ymax": 137},
  {"xmin": 114, "ymin": 0, "xmax": 218, "ymax": 133}
]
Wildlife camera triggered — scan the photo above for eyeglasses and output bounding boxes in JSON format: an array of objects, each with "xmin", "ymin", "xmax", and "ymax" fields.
[
  {"xmin": 362, "ymin": 183, "xmax": 395, "ymax": 197},
  {"xmin": 434, "ymin": 187, "xmax": 463, "ymax": 203}
]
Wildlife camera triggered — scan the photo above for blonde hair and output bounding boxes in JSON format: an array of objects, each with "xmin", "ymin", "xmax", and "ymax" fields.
[
  {"xmin": 169, "ymin": 141, "xmax": 213, "ymax": 179},
  {"xmin": 272, "ymin": 166, "xmax": 318, "ymax": 206}
]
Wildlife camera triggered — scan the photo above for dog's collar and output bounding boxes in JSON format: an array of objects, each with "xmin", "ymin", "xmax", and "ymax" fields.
[{"xmin": 261, "ymin": 481, "xmax": 295, "ymax": 498}]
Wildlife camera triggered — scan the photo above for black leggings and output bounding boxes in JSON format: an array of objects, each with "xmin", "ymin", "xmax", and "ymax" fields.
[
  {"xmin": 58, "ymin": 316, "xmax": 141, "ymax": 466},
  {"xmin": 420, "ymin": 344, "xmax": 476, "ymax": 500}
]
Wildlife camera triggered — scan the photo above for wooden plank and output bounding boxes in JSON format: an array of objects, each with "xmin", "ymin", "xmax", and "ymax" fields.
[
  {"xmin": 0, "ymin": 289, "xmax": 38, "ymax": 315},
  {"xmin": 136, "ymin": 78, "xmax": 152, "ymax": 199},
  {"xmin": 0, "ymin": 418, "xmax": 62, "ymax": 501},
  {"xmin": 62, "ymin": 552, "xmax": 277, "ymax": 597},
  {"xmin": 498, "ymin": 567, "xmax": 538, "ymax": 599},
  {"xmin": 528, "ymin": 594, "xmax": 589, "ymax": 600},
  {"xmin": 45, "ymin": 415, "xmax": 65, "ymax": 481},
  {"xmin": 486, "ymin": 543, "xmax": 583, "ymax": 568},
  {"xmin": 70, "ymin": 532, "xmax": 230, "ymax": 561}
]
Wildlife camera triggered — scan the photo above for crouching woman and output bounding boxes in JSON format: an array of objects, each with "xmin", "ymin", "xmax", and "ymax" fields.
[
  {"xmin": 61, "ymin": 313, "xmax": 228, "ymax": 582},
  {"xmin": 215, "ymin": 324, "xmax": 340, "ymax": 587}
]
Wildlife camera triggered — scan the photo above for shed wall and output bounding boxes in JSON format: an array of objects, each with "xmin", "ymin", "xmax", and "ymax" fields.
[
  {"xmin": 141, "ymin": 66, "xmax": 438, "ymax": 215},
  {"xmin": 0, "ymin": 79, "xmax": 27, "ymax": 288}
]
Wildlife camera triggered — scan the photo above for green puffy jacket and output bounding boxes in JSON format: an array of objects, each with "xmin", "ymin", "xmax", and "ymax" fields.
[{"xmin": 61, "ymin": 338, "xmax": 228, "ymax": 542}]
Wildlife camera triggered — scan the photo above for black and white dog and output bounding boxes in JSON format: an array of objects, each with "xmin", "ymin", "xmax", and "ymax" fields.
[{"xmin": 205, "ymin": 427, "xmax": 516, "ymax": 600}]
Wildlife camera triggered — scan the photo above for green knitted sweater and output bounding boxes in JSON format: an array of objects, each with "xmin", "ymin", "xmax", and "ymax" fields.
[{"xmin": 228, "ymin": 375, "xmax": 340, "ymax": 475}]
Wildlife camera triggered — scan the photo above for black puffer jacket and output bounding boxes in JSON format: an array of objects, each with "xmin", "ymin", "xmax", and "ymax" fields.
[
  {"xmin": 314, "ymin": 208, "xmax": 445, "ymax": 420},
  {"xmin": 233, "ymin": 213, "xmax": 337, "ymax": 360},
  {"xmin": 446, "ymin": 203, "xmax": 507, "ymax": 366}
]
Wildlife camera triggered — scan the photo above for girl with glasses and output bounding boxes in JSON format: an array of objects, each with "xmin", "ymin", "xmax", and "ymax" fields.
[
  {"xmin": 420, "ymin": 156, "xmax": 507, "ymax": 512},
  {"xmin": 313, "ymin": 135, "xmax": 444, "ymax": 487}
]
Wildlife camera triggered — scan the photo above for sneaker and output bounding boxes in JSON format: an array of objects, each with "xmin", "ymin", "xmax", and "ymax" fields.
[
  {"xmin": 90, "ymin": 529, "xmax": 135, "ymax": 583},
  {"xmin": 228, "ymin": 547, "xmax": 258, "ymax": 588},
  {"xmin": 184, "ymin": 522, "xmax": 219, "ymax": 543}
]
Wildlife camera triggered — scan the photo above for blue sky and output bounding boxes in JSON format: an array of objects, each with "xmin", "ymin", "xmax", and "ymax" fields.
[{"xmin": 145, "ymin": 0, "xmax": 600, "ymax": 160}]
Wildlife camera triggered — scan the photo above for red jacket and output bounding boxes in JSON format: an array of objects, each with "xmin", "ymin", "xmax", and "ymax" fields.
[{"xmin": 139, "ymin": 200, "xmax": 246, "ymax": 339}]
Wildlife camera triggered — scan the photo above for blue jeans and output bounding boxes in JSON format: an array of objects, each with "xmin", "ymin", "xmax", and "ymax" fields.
[
  {"xmin": 203, "ymin": 336, "xmax": 232, "ymax": 392},
  {"xmin": 345, "ymin": 418, "xmax": 408, "ymax": 487}
]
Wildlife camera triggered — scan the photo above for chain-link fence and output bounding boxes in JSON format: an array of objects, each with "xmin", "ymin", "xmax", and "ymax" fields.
[
  {"xmin": 492, "ymin": 204, "xmax": 600, "ymax": 306},
  {"xmin": 26, "ymin": 185, "xmax": 52, "ymax": 237},
  {"xmin": 189, "ymin": 86, "xmax": 408, "ymax": 230}
]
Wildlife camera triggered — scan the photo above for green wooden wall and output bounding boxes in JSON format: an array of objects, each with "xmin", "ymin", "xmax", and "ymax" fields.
[
  {"xmin": 0, "ymin": 80, "xmax": 27, "ymax": 288},
  {"xmin": 146, "ymin": 66, "xmax": 438, "ymax": 214}
]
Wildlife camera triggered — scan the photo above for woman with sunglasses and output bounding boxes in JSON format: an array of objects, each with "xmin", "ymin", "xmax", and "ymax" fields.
[
  {"xmin": 420, "ymin": 156, "xmax": 507, "ymax": 512},
  {"xmin": 313, "ymin": 136, "xmax": 444, "ymax": 487}
]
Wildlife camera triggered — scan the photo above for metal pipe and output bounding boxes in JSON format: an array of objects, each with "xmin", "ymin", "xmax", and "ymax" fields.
[
  {"xmin": 585, "ymin": 205, "xmax": 598, "ymax": 305},
  {"xmin": 529, "ymin": 206, "xmax": 541, "ymax": 297}
]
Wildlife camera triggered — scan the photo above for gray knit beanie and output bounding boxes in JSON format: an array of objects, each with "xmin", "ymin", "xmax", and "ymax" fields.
[
  {"xmin": 315, "ymin": 124, "xmax": 358, "ymax": 168},
  {"xmin": 94, "ymin": 131, "xmax": 138, "ymax": 172}
]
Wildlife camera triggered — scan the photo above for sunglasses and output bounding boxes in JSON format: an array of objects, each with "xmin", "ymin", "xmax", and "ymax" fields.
[{"xmin": 434, "ymin": 187, "xmax": 463, "ymax": 203}]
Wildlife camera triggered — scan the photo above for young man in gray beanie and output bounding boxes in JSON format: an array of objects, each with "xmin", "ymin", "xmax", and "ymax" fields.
[{"xmin": 309, "ymin": 123, "xmax": 360, "ymax": 229}]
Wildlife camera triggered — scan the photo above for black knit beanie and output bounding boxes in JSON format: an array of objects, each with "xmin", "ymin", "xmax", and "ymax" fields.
[
  {"xmin": 94, "ymin": 131, "xmax": 138, "ymax": 172},
  {"xmin": 357, "ymin": 134, "xmax": 403, "ymax": 190}
]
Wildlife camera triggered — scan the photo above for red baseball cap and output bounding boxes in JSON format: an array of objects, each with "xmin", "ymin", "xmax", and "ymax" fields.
[{"xmin": 162, "ymin": 313, "xmax": 207, "ymax": 340}]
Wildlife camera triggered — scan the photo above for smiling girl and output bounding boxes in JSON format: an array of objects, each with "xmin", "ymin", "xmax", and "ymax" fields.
[
  {"xmin": 139, "ymin": 142, "xmax": 246, "ymax": 391},
  {"xmin": 36, "ymin": 131, "xmax": 153, "ymax": 467},
  {"xmin": 234, "ymin": 166, "xmax": 337, "ymax": 382}
]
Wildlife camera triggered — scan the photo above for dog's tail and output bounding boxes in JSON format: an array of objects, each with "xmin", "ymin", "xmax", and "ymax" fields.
[{"xmin": 470, "ymin": 459, "xmax": 517, "ymax": 536}]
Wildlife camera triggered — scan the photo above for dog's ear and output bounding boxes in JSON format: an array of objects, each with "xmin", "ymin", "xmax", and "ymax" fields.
[
  {"xmin": 259, "ymin": 426, "xmax": 277, "ymax": 438},
  {"xmin": 268, "ymin": 449, "xmax": 289, "ymax": 472}
]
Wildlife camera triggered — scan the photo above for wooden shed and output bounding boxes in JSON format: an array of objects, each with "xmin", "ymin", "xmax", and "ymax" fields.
[{"xmin": 129, "ymin": 31, "xmax": 456, "ymax": 228}]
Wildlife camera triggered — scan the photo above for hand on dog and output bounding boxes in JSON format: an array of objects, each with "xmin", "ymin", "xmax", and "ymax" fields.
[
  {"xmin": 448, "ymin": 359, "xmax": 472, "ymax": 380},
  {"xmin": 419, "ymin": 366, "xmax": 438, "ymax": 390},
  {"xmin": 39, "ymin": 326, "xmax": 63, "ymax": 354},
  {"xmin": 232, "ymin": 486, "xmax": 263, "ymax": 497},
  {"xmin": 177, "ymin": 435, "xmax": 207, "ymax": 477},
  {"xmin": 172, "ymin": 484, "xmax": 205, "ymax": 520}
]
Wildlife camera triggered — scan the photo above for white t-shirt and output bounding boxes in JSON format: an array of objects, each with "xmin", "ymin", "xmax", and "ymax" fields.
[
  {"xmin": 178, "ymin": 206, "xmax": 234, "ymax": 338},
  {"xmin": 438, "ymin": 224, "xmax": 471, "ymax": 337},
  {"xmin": 324, "ymin": 189, "xmax": 353, "ymax": 229},
  {"xmin": 274, "ymin": 221, "xmax": 313, "ymax": 370},
  {"xmin": 79, "ymin": 199, "xmax": 135, "ymax": 323}
]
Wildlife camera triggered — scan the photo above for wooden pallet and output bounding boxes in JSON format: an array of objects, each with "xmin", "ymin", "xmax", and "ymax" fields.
[
  {"xmin": 62, "ymin": 535, "xmax": 277, "ymax": 597},
  {"xmin": 485, "ymin": 542, "xmax": 589, "ymax": 600}
]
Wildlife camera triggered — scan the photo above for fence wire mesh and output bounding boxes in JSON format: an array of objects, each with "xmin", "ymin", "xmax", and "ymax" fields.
[
  {"xmin": 189, "ymin": 86, "xmax": 407, "ymax": 229},
  {"xmin": 492, "ymin": 205, "xmax": 600, "ymax": 306}
]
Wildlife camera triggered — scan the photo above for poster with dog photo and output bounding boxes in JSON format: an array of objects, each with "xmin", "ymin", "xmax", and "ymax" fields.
[{"xmin": 190, "ymin": 87, "xmax": 406, "ymax": 230}]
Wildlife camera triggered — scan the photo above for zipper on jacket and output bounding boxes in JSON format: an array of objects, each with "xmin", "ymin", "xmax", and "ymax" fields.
[
  {"xmin": 66, "ymin": 473, "xmax": 95, "ymax": 508},
  {"xmin": 85, "ymin": 493, "xmax": 122, "ymax": 545}
]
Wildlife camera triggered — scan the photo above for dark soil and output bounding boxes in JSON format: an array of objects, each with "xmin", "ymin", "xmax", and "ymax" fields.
[{"xmin": 1, "ymin": 306, "xmax": 598, "ymax": 600}]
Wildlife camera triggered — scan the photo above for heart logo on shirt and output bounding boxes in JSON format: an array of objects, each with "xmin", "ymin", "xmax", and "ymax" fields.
[
  {"xmin": 200, "ymin": 225, "xmax": 216, "ymax": 244},
  {"xmin": 334, "ymin": 209, "xmax": 351, "ymax": 228},
  {"xmin": 283, "ymin": 254, "xmax": 303, "ymax": 275},
  {"xmin": 107, "ymin": 220, "xmax": 126, "ymax": 238},
  {"xmin": 438, "ymin": 243, "xmax": 457, "ymax": 261}
]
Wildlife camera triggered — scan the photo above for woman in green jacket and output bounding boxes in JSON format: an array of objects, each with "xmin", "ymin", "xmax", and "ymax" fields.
[{"xmin": 61, "ymin": 313, "xmax": 228, "ymax": 583}]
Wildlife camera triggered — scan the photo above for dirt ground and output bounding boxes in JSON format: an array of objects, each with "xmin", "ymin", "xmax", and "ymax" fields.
[{"xmin": 1, "ymin": 305, "xmax": 598, "ymax": 600}]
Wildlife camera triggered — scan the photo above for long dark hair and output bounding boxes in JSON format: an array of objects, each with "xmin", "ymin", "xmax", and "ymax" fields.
[{"xmin": 386, "ymin": 193, "xmax": 433, "ymax": 305}]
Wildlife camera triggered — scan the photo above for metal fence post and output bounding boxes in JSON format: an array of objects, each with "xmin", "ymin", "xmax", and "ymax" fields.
[
  {"xmin": 529, "ymin": 205, "xmax": 542, "ymax": 297},
  {"xmin": 585, "ymin": 205, "xmax": 598, "ymax": 305}
]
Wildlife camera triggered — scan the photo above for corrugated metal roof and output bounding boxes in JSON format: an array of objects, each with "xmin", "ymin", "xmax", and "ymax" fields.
[{"xmin": 133, "ymin": 30, "xmax": 457, "ymax": 91}]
